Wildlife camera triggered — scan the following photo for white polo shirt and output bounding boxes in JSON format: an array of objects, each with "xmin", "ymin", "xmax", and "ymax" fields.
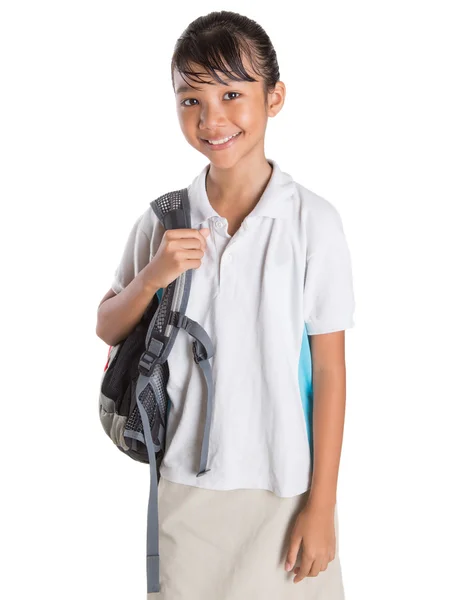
[{"xmin": 111, "ymin": 159, "xmax": 355, "ymax": 498}]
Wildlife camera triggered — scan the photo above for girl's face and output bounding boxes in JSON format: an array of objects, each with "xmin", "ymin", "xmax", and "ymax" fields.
[{"xmin": 173, "ymin": 60, "xmax": 284, "ymax": 168}]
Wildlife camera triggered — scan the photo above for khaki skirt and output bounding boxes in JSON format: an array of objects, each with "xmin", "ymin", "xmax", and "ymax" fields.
[{"xmin": 148, "ymin": 475, "xmax": 345, "ymax": 600}]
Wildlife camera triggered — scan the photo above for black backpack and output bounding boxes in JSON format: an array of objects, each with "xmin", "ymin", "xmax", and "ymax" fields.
[{"xmin": 98, "ymin": 187, "xmax": 215, "ymax": 594}]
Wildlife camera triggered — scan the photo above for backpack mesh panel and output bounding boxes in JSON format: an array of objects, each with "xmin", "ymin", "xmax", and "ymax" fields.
[
  {"xmin": 125, "ymin": 362, "xmax": 169, "ymax": 435},
  {"xmin": 124, "ymin": 361, "xmax": 170, "ymax": 461},
  {"xmin": 156, "ymin": 289, "xmax": 171, "ymax": 334}
]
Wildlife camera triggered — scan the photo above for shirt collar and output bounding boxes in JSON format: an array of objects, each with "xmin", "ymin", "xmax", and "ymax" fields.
[{"xmin": 188, "ymin": 158, "xmax": 296, "ymax": 227}]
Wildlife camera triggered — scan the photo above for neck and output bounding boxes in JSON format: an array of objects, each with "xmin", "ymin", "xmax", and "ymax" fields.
[{"xmin": 205, "ymin": 151, "xmax": 273, "ymax": 215}]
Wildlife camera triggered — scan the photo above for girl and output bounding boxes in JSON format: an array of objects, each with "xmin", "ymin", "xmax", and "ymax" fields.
[{"xmin": 97, "ymin": 10, "xmax": 355, "ymax": 600}]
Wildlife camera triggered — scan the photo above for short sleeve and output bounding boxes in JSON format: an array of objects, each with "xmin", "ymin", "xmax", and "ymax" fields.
[
  {"xmin": 110, "ymin": 208, "xmax": 164, "ymax": 294},
  {"xmin": 303, "ymin": 207, "xmax": 355, "ymax": 335}
]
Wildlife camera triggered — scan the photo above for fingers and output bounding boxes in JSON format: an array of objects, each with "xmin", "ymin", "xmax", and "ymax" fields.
[
  {"xmin": 293, "ymin": 555, "xmax": 330, "ymax": 583},
  {"xmin": 284, "ymin": 534, "xmax": 302, "ymax": 574},
  {"xmin": 166, "ymin": 227, "xmax": 210, "ymax": 251},
  {"xmin": 293, "ymin": 554, "xmax": 314, "ymax": 584}
]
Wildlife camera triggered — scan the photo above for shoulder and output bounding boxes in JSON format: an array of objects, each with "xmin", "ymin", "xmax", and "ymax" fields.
[
  {"xmin": 132, "ymin": 204, "xmax": 161, "ymax": 239},
  {"xmin": 290, "ymin": 180, "xmax": 349, "ymax": 258},
  {"xmin": 123, "ymin": 202, "xmax": 166, "ymax": 260},
  {"xmin": 294, "ymin": 181, "xmax": 344, "ymax": 227}
]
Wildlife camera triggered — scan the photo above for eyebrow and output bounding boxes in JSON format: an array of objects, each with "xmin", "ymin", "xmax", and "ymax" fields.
[{"xmin": 175, "ymin": 84, "xmax": 199, "ymax": 94}]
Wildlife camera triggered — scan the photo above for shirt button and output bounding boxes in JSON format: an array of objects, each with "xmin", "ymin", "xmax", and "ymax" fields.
[{"xmin": 215, "ymin": 220, "xmax": 223, "ymax": 229}]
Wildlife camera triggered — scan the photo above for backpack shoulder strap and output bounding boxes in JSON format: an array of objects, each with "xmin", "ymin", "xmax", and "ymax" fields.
[
  {"xmin": 137, "ymin": 187, "xmax": 193, "ymax": 373},
  {"xmin": 150, "ymin": 187, "xmax": 191, "ymax": 230}
]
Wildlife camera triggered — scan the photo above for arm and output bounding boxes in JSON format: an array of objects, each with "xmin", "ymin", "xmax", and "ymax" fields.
[
  {"xmin": 306, "ymin": 329, "xmax": 347, "ymax": 511},
  {"xmin": 95, "ymin": 265, "xmax": 162, "ymax": 347},
  {"xmin": 284, "ymin": 329, "xmax": 347, "ymax": 580},
  {"xmin": 286, "ymin": 204, "xmax": 353, "ymax": 581}
]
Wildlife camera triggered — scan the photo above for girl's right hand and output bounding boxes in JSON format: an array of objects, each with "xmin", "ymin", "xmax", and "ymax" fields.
[{"xmin": 145, "ymin": 227, "xmax": 210, "ymax": 289}]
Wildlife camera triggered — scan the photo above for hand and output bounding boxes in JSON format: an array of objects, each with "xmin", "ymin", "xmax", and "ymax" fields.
[
  {"xmin": 284, "ymin": 503, "xmax": 336, "ymax": 584},
  {"xmin": 145, "ymin": 227, "xmax": 210, "ymax": 289}
]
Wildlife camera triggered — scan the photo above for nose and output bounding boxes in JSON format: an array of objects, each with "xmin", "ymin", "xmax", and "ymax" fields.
[{"xmin": 199, "ymin": 102, "xmax": 227, "ymax": 130}]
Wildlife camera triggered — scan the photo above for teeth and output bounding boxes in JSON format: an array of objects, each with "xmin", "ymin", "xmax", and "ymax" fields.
[{"xmin": 207, "ymin": 132, "xmax": 240, "ymax": 145}]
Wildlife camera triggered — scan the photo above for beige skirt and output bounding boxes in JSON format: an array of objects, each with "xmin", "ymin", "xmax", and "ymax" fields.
[{"xmin": 148, "ymin": 475, "xmax": 345, "ymax": 600}]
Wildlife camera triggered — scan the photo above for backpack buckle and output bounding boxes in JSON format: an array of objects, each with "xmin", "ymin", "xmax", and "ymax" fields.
[
  {"xmin": 138, "ymin": 351, "xmax": 158, "ymax": 376},
  {"xmin": 138, "ymin": 337, "xmax": 164, "ymax": 375}
]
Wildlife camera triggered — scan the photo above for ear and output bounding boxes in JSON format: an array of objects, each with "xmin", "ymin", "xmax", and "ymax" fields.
[{"xmin": 267, "ymin": 81, "xmax": 286, "ymax": 117}]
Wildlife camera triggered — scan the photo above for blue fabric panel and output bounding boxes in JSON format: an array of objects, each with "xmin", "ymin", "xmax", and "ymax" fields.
[{"xmin": 298, "ymin": 324, "xmax": 313, "ymax": 458}]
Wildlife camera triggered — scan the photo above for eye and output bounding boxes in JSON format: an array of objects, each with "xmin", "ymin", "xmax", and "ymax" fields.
[{"xmin": 180, "ymin": 91, "xmax": 241, "ymax": 107}]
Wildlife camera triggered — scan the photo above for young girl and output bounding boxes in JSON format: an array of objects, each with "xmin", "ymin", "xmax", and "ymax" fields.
[{"xmin": 97, "ymin": 10, "xmax": 355, "ymax": 600}]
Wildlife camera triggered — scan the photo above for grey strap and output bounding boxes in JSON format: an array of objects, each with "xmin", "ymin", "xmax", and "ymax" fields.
[
  {"xmin": 134, "ymin": 316, "xmax": 215, "ymax": 594},
  {"xmin": 196, "ymin": 356, "xmax": 214, "ymax": 477},
  {"xmin": 135, "ymin": 374, "xmax": 160, "ymax": 594},
  {"xmin": 176, "ymin": 315, "xmax": 215, "ymax": 477}
]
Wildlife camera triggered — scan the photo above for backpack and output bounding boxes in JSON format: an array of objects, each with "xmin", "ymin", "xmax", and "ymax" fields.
[{"xmin": 98, "ymin": 187, "xmax": 215, "ymax": 595}]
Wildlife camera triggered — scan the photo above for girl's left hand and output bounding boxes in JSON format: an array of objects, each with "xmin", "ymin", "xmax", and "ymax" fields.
[{"xmin": 284, "ymin": 503, "xmax": 336, "ymax": 584}]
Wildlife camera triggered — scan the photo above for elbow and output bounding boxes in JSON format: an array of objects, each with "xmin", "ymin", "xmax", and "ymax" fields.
[
  {"xmin": 96, "ymin": 310, "xmax": 114, "ymax": 347},
  {"xmin": 96, "ymin": 322, "xmax": 112, "ymax": 347}
]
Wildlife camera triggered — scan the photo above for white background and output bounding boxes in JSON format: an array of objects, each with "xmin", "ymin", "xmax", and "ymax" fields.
[{"xmin": 1, "ymin": 1, "xmax": 468, "ymax": 598}]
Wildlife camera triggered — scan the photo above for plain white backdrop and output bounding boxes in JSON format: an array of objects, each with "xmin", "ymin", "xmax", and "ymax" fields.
[{"xmin": 1, "ymin": 1, "xmax": 468, "ymax": 598}]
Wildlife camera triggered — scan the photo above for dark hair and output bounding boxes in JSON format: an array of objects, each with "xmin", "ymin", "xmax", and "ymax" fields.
[{"xmin": 171, "ymin": 11, "xmax": 280, "ymax": 104}]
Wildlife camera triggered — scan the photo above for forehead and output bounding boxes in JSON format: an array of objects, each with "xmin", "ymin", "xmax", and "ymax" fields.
[{"xmin": 173, "ymin": 59, "xmax": 260, "ymax": 95}]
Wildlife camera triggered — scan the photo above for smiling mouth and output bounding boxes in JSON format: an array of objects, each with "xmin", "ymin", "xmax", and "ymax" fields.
[
  {"xmin": 203, "ymin": 131, "xmax": 241, "ymax": 143},
  {"xmin": 201, "ymin": 131, "xmax": 242, "ymax": 149}
]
